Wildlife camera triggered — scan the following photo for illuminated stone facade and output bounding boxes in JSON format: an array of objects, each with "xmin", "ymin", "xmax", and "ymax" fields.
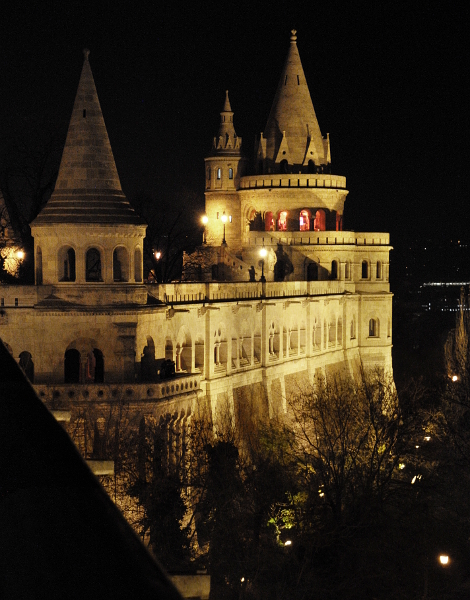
[{"xmin": 0, "ymin": 35, "xmax": 392, "ymax": 448}]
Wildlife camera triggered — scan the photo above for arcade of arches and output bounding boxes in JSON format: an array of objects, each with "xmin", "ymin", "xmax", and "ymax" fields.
[{"xmin": 249, "ymin": 208, "xmax": 342, "ymax": 232}]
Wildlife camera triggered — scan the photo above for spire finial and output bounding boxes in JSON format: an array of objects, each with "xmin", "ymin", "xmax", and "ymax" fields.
[
  {"xmin": 83, "ymin": 48, "xmax": 90, "ymax": 60},
  {"xmin": 290, "ymin": 30, "xmax": 297, "ymax": 43}
]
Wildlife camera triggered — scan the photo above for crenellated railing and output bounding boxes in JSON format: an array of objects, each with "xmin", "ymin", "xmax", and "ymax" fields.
[{"xmin": 239, "ymin": 173, "xmax": 347, "ymax": 190}]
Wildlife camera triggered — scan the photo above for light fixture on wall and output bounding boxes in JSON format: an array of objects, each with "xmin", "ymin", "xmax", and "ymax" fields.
[
  {"xmin": 221, "ymin": 212, "xmax": 228, "ymax": 245},
  {"xmin": 201, "ymin": 215, "xmax": 208, "ymax": 244},
  {"xmin": 259, "ymin": 243, "xmax": 267, "ymax": 283}
]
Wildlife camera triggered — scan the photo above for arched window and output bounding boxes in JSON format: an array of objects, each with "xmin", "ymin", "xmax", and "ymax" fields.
[
  {"xmin": 64, "ymin": 349, "xmax": 80, "ymax": 383},
  {"xmin": 217, "ymin": 168, "xmax": 221, "ymax": 180},
  {"xmin": 278, "ymin": 211, "xmax": 288, "ymax": 231},
  {"xmin": 86, "ymin": 248, "xmax": 102, "ymax": 282},
  {"xmin": 362, "ymin": 260, "xmax": 369, "ymax": 279},
  {"xmin": 207, "ymin": 168, "xmax": 211, "ymax": 180},
  {"xmin": 299, "ymin": 209, "xmax": 310, "ymax": 231},
  {"xmin": 376, "ymin": 261, "xmax": 383, "ymax": 279},
  {"xmin": 113, "ymin": 247, "xmax": 129, "ymax": 282},
  {"xmin": 313, "ymin": 209, "xmax": 326, "ymax": 231},
  {"xmin": 331, "ymin": 260, "xmax": 338, "ymax": 280},
  {"xmin": 280, "ymin": 159, "xmax": 288, "ymax": 174},
  {"xmin": 369, "ymin": 318, "xmax": 379, "ymax": 337},
  {"xmin": 265, "ymin": 211, "xmax": 275, "ymax": 231},
  {"xmin": 59, "ymin": 247, "xmax": 76, "ymax": 281},
  {"xmin": 134, "ymin": 248, "xmax": 142, "ymax": 282},
  {"xmin": 308, "ymin": 160, "xmax": 316, "ymax": 173},
  {"xmin": 19, "ymin": 351, "xmax": 34, "ymax": 382},
  {"xmin": 36, "ymin": 247, "xmax": 43, "ymax": 285},
  {"xmin": 229, "ymin": 168, "xmax": 233, "ymax": 179},
  {"xmin": 350, "ymin": 318, "xmax": 356, "ymax": 339},
  {"xmin": 345, "ymin": 260, "xmax": 351, "ymax": 280}
]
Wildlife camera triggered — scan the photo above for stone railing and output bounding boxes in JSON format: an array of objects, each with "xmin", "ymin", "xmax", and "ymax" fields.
[
  {"xmin": 244, "ymin": 231, "xmax": 390, "ymax": 247},
  {"xmin": 34, "ymin": 374, "xmax": 201, "ymax": 404},
  {"xmin": 239, "ymin": 173, "xmax": 347, "ymax": 190}
]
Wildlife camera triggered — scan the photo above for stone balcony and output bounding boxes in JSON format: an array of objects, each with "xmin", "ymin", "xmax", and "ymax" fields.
[{"xmin": 34, "ymin": 373, "xmax": 201, "ymax": 404}]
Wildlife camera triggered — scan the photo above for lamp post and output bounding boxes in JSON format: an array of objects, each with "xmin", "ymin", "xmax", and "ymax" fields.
[
  {"xmin": 221, "ymin": 212, "xmax": 228, "ymax": 245},
  {"xmin": 259, "ymin": 246, "xmax": 267, "ymax": 283},
  {"xmin": 201, "ymin": 215, "xmax": 208, "ymax": 243}
]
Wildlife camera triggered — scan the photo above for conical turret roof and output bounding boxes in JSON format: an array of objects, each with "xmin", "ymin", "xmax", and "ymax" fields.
[
  {"xmin": 210, "ymin": 90, "xmax": 242, "ymax": 155},
  {"xmin": 32, "ymin": 50, "xmax": 145, "ymax": 225},
  {"xmin": 263, "ymin": 31, "xmax": 328, "ymax": 170}
]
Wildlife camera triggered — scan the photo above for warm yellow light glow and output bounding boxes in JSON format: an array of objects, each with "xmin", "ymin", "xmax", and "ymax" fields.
[
  {"xmin": 202, "ymin": 215, "xmax": 208, "ymax": 225},
  {"xmin": 399, "ymin": 463, "xmax": 405, "ymax": 470},
  {"xmin": 0, "ymin": 245, "xmax": 25, "ymax": 277},
  {"xmin": 452, "ymin": 375, "xmax": 458, "ymax": 382},
  {"xmin": 155, "ymin": 251, "xmax": 161, "ymax": 260},
  {"xmin": 285, "ymin": 540, "xmax": 292, "ymax": 546},
  {"xmin": 221, "ymin": 213, "xmax": 228, "ymax": 223},
  {"xmin": 240, "ymin": 577, "xmax": 245, "ymax": 582},
  {"xmin": 424, "ymin": 436, "xmax": 431, "ymax": 441},
  {"xmin": 259, "ymin": 247, "xmax": 267, "ymax": 258},
  {"xmin": 439, "ymin": 555, "xmax": 449, "ymax": 565}
]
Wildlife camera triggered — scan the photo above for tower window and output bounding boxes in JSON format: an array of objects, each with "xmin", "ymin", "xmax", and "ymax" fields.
[
  {"xmin": 284, "ymin": 75, "xmax": 288, "ymax": 85},
  {"xmin": 86, "ymin": 248, "xmax": 102, "ymax": 282},
  {"xmin": 217, "ymin": 168, "xmax": 221, "ymax": 180},
  {"xmin": 369, "ymin": 318, "xmax": 379, "ymax": 337},
  {"xmin": 362, "ymin": 260, "xmax": 369, "ymax": 279},
  {"xmin": 229, "ymin": 168, "xmax": 233, "ymax": 179},
  {"xmin": 376, "ymin": 261, "xmax": 383, "ymax": 279},
  {"xmin": 83, "ymin": 109, "xmax": 86, "ymax": 118},
  {"xmin": 331, "ymin": 260, "xmax": 338, "ymax": 280},
  {"xmin": 297, "ymin": 75, "xmax": 300, "ymax": 85},
  {"xmin": 207, "ymin": 168, "xmax": 211, "ymax": 180}
]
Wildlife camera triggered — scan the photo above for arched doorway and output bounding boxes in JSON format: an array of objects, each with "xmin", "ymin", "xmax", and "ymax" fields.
[
  {"xmin": 313, "ymin": 210, "xmax": 326, "ymax": 231},
  {"xmin": 87, "ymin": 349, "xmax": 104, "ymax": 383},
  {"xmin": 277, "ymin": 211, "xmax": 288, "ymax": 231},
  {"xmin": 299, "ymin": 209, "xmax": 311, "ymax": 231},
  {"xmin": 64, "ymin": 349, "xmax": 80, "ymax": 383},
  {"xmin": 307, "ymin": 262, "xmax": 319, "ymax": 281}
]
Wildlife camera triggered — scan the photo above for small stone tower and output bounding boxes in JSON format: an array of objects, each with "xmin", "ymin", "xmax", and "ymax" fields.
[
  {"xmin": 204, "ymin": 91, "xmax": 247, "ymax": 251},
  {"xmin": 30, "ymin": 50, "xmax": 147, "ymax": 303}
]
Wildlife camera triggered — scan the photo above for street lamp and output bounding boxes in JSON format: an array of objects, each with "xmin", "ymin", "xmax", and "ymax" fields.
[
  {"xmin": 201, "ymin": 215, "xmax": 208, "ymax": 244},
  {"xmin": 221, "ymin": 212, "xmax": 228, "ymax": 244},
  {"xmin": 259, "ymin": 245, "xmax": 267, "ymax": 282}
]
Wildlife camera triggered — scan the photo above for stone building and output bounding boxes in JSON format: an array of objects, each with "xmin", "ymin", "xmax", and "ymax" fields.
[{"xmin": 0, "ymin": 33, "xmax": 392, "ymax": 461}]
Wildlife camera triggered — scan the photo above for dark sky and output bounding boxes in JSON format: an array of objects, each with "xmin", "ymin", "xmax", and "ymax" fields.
[{"xmin": 1, "ymin": 2, "xmax": 468, "ymax": 246}]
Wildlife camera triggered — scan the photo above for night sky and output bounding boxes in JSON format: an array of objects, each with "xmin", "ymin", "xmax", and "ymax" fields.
[{"xmin": 1, "ymin": 2, "xmax": 468, "ymax": 247}]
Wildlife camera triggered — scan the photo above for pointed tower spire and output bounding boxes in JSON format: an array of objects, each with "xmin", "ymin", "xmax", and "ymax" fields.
[
  {"xmin": 211, "ymin": 90, "xmax": 242, "ymax": 153},
  {"xmin": 32, "ymin": 50, "xmax": 144, "ymax": 225},
  {"xmin": 261, "ymin": 31, "xmax": 328, "ymax": 173}
]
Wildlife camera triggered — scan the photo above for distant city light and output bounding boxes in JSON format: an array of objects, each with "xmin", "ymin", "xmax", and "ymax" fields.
[
  {"xmin": 154, "ymin": 251, "xmax": 161, "ymax": 260},
  {"xmin": 439, "ymin": 555, "xmax": 449, "ymax": 565},
  {"xmin": 424, "ymin": 436, "xmax": 431, "ymax": 441},
  {"xmin": 240, "ymin": 577, "xmax": 245, "ymax": 582},
  {"xmin": 285, "ymin": 540, "xmax": 292, "ymax": 546},
  {"xmin": 452, "ymin": 375, "xmax": 458, "ymax": 382},
  {"xmin": 399, "ymin": 463, "xmax": 405, "ymax": 470},
  {"xmin": 16, "ymin": 250, "xmax": 25, "ymax": 259}
]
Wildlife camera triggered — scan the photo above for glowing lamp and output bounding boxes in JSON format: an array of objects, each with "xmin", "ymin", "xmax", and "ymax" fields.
[
  {"xmin": 202, "ymin": 215, "xmax": 208, "ymax": 225},
  {"xmin": 154, "ymin": 251, "xmax": 161, "ymax": 260},
  {"xmin": 439, "ymin": 555, "xmax": 449, "ymax": 565},
  {"xmin": 16, "ymin": 250, "xmax": 25, "ymax": 260}
]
